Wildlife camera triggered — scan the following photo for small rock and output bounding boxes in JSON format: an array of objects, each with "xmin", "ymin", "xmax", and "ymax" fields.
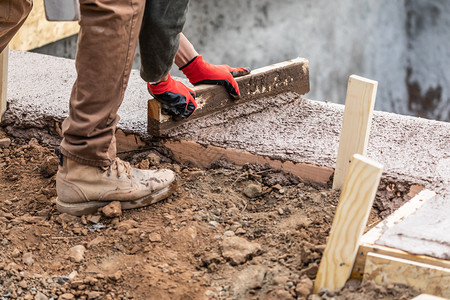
[
  {"xmin": 320, "ymin": 192, "xmax": 327, "ymax": 199},
  {"xmin": 147, "ymin": 153, "xmax": 161, "ymax": 166},
  {"xmin": 189, "ymin": 170, "xmax": 204, "ymax": 177},
  {"xmin": 35, "ymin": 291, "xmax": 49, "ymax": 300},
  {"xmin": 264, "ymin": 289, "xmax": 294, "ymax": 300},
  {"xmin": 18, "ymin": 280, "xmax": 28, "ymax": 288},
  {"xmin": 101, "ymin": 201, "xmax": 122, "ymax": 218},
  {"xmin": 0, "ymin": 138, "xmax": 11, "ymax": 148},
  {"xmin": 149, "ymin": 232, "xmax": 162, "ymax": 242},
  {"xmin": 86, "ymin": 291, "xmax": 102, "ymax": 299},
  {"xmin": 278, "ymin": 208, "xmax": 284, "ymax": 215},
  {"xmin": 107, "ymin": 270, "xmax": 122, "ymax": 281},
  {"xmin": 295, "ymin": 276, "xmax": 313, "ymax": 297},
  {"xmin": 68, "ymin": 270, "xmax": 78, "ymax": 280},
  {"xmin": 235, "ymin": 227, "xmax": 246, "ymax": 235},
  {"xmin": 88, "ymin": 215, "xmax": 101, "ymax": 224},
  {"xmin": 223, "ymin": 230, "xmax": 235, "ymax": 237},
  {"xmin": 232, "ymin": 265, "xmax": 267, "ymax": 298},
  {"xmin": 24, "ymin": 295, "xmax": 33, "ymax": 300},
  {"xmin": 243, "ymin": 183, "xmax": 262, "ymax": 198},
  {"xmin": 40, "ymin": 156, "xmax": 59, "ymax": 178},
  {"xmin": 22, "ymin": 252, "xmax": 34, "ymax": 265},
  {"xmin": 68, "ymin": 245, "xmax": 86, "ymax": 263},
  {"xmin": 222, "ymin": 236, "xmax": 262, "ymax": 265},
  {"xmin": 11, "ymin": 248, "xmax": 21, "ymax": 258},
  {"xmin": 58, "ymin": 293, "xmax": 74, "ymax": 300},
  {"xmin": 209, "ymin": 221, "xmax": 220, "ymax": 227},
  {"xmin": 87, "ymin": 236, "xmax": 104, "ymax": 249}
]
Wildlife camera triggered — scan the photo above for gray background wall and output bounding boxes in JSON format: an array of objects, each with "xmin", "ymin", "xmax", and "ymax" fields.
[{"xmin": 33, "ymin": 0, "xmax": 450, "ymax": 121}]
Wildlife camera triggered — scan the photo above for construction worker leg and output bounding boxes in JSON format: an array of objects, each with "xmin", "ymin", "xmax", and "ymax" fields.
[
  {"xmin": 139, "ymin": 0, "xmax": 189, "ymax": 82},
  {"xmin": 59, "ymin": 0, "xmax": 145, "ymax": 167},
  {"xmin": 0, "ymin": 0, "xmax": 33, "ymax": 52}
]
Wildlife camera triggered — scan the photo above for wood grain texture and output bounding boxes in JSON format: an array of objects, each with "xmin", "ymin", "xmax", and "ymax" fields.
[
  {"xmin": 148, "ymin": 57, "xmax": 309, "ymax": 136},
  {"xmin": 10, "ymin": 1, "xmax": 79, "ymax": 50},
  {"xmin": 332, "ymin": 75, "xmax": 378, "ymax": 190},
  {"xmin": 314, "ymin": 154, "xmax": 383, "ymax": 293},
  {"xmin": 351, "ymin": 242, "xmax": 450, "ymax": 280},
  {"xmin": 164, "ymin": 140, "xmax": 333, "ymax": 185},
  {"xmin": 0, "ymin": 46, "xmax": 8, "ymax": 122},
  {"xmin": 364, "ymin": 252, "xmax": 450, "ymax": 298}
]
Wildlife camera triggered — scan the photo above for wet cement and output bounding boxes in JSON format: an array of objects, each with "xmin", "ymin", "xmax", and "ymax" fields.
[{"xmin": 3, "ymin": 50, "xmax": 450, "ymax": 260}]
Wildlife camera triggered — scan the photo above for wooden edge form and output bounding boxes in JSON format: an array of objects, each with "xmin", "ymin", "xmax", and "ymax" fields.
[
  {"xmin": 148, "ymin": 57, "xmax": 310, "ymax": 136},
  {"xmin": 350, "ymin": 189, "xmax": 438, "ymax": 279},
  {"xmin": 332, "ymin": 75, "xmax": 378, "ymax": 190},
  {"xmin": 163, "ymin": 140, "xmax": 333, "ymax": 185},
  {"xmin": 363, "ymin": 252, "xmax": 450, "ymax": 298},
  {"xmin": 10, "ymin": 1, "xmax": 79, "ymax": 51},
  {"xmin": 360, "ymin": 189, "xmax": 436, "ymax": 244},
  {"xmin": 352, "ymin": 243, "xmax": 450, "ymax": 280},
  {"xmin": 313, "ymin": 154, "xmax": 383, "ymax": 293},
  {"xmin": 0, "ymin": 46, "xmax": 7, "ymax": 122}
]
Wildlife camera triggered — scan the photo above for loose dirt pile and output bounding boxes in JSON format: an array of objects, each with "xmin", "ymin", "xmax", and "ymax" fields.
[{"xmin": 0, "ymin": 128, "xmax": 419, "ymax": 300}]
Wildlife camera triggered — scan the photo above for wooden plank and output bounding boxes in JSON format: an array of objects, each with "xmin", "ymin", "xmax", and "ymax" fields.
[
  {"xmin": 352, "ymin": 243, "xmax": 450, "ymax": 280},
  {"xmin": 364, "ymin": 252, "xmax": 450, "ymax": 298},
  {"xmin": 0, "ymin": 46, "xmax": 8, "ymax": 122},
  {"xmin": 314, "ymin": 154, "xmax": 383, "ymax": 293},
  {"xmin": 332, "ymin": 75, "xmax": 378, "ymax": 190},
  {"xmin": 164, "ymin": 140, "xmax": 333, "ymax": 185},
  {"xmin": 148, "ymin": 57, "xmax": 310, "ymax": 136},
  {"xmin": 10, "ymin": 1, "xmax": 79, "ymax": 51}
]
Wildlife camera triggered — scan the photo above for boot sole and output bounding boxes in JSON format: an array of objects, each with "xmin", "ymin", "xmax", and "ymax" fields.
[{"xmin": 56, "ymin": 182, "xmax": 178, "ymax": 216}]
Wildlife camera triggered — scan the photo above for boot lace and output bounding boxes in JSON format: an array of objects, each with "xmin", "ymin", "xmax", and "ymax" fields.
[{"xmin": 103, "ymin": 158, "xmax": 133, "ymax": 179}]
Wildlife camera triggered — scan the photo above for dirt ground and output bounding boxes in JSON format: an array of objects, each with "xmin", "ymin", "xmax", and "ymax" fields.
[{"xmin": 0, "ymin": 128, "xmax": 420, "ymax": 300}]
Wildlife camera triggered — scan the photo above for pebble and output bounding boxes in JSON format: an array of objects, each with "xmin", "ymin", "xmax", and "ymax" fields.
[
  {"xmin": 68, "ymin": 245, "xmax": 86, "ymax": 263},
  {"xmin": 35, "ymin": 291, "xmax": 49, "ymax": 300},
  {"xmin": 296, "ymin": 276, "xmax": 313, "ymax": 297},
  {"xmin": 86, "ymin": 291, "xmax": 102, "ymax": 299},
  {"xmin": 22, "ymin": 252, "xmax": 34, "ymax": 265},
  {"xmin": 88, "ymin": 215, "xmax": 101, "ymax": 224},
  {"xmin": 0, "ymin": 138, "xmax": 11, "ymax": 148},
  {"xmin": 101, "ymin": 201, "xmax": 122, "ymax": 218},
  {"xmin": 58, "ymin": 293, "xmax": 75, "ymax": 300},
  {"xmin": 223, "ymin": 230, "xmax": 235, "ymax": 237},
  {"xmin": 11, "ymin": 248, "xmax": 21, "ymax": 258},
  {"xmin": 208, "ymin": 221, "xmax": 220, "ymax": 227},
  {"xmin": 222, "ymin": 236, "xmax": 262, "ymax": 265},
  {"xmin": 40, "ymin": 156, "xmax": 59, "ymax": 178},
  {"xmin": 243, "ymin": 183, "xmax": 262, "ymax": 198},
  {"xmin": 235, "ymin": 228, "xmax": 246, "ymax": 235},
  {"xmin": 107, "ymin": 270, "xmax": 122, "ymax": 281},
  {"xmin": 147, "ymin": 153, "xmax": 161, "ymax": 166},
  {"xmin": 149, "ymin": 232, "xmax": 162, "ymax": 242}
]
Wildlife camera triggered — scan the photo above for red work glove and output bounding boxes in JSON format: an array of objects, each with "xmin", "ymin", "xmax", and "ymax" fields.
[
  {"xmin": 148, "ymin": 74, "xmax": 197, "ymax": 119},
  {"xmin": 180, "ymin": 55, "xmax": 250, "ymax": 100}
]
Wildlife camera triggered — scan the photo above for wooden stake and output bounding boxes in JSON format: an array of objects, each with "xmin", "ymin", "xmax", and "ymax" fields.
[
  {"xmin": 332, "ymin": 75, "xmax": 378, "ymax": 190},
  {"xmin": 314, "ymin": 154, "xmax": 383, "ymax": 294},
  {"xmin": 0, "ymin": 46, "xmax": 8, "ymax": 122}
]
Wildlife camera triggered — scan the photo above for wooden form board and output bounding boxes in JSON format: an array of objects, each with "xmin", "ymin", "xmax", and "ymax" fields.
[
  {"xmin": 364, "ymin": 252, "xmax": 450, "ymax": 298},
  {"xmin": 314, "ymin": 154, "xmax": 383, "ymax": 293},
  {"xmin": 0, "ymin": 46, "xmax": 8, "ymax": 122},
  {"xmin": 148, "ymin": 57, "xmax": 310, "ymax": 136},
  {"xmin": 332, "ymin": 75, "xmax": 378, "ymax": 190},
  {"xmin": 10, "ymin": 1, "xmax": 79, "ymax": 51},
  {"xmin": 351, "ymin": 189, "xmax": 450, "ymax": 280},
  {"xmin": 164, "ymin": 140, "xmax": 333, "ymax": 185}
]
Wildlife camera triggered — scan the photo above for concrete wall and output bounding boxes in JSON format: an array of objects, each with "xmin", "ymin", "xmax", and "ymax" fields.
[{"xmin": 32, "ymin": 0, "xmax": 450, "ymax": 121}]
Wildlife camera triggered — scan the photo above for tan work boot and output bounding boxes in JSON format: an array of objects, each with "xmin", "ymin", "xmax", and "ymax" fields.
[{"xmin": 56, "ymin": 156, "xmax": 177, "ymax": 216}]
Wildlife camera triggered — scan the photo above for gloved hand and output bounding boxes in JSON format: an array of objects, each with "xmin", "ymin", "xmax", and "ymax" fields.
[
  {"xmin": 180, "ymin": 55, "xmax": 250, "ymax": 100},
  {"xmin": 147, "ymin": 74, "xmax": 197, "ymax": 119}
]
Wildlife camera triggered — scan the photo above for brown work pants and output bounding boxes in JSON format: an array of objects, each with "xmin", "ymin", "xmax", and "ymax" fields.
[{"xmin": 0, "ymin": 0, "xmax": 188, "ymax": 167}]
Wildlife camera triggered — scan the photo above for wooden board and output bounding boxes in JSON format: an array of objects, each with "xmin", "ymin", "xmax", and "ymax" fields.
[
  {"xmin": 148, "ymin": 57, "xmax": 310, "ymax": 136},
  {"xmin": 350, "ymin": 189, "xmax": 450, "ymax": 280},
  {"xmin": 164, "ymin": 140, "xmax": 333, "ymax": 185},
  {"xmin": 0, "ymin": 46, "xmax": 8, "ymax": 122},
  {"xmin": 364, "ymin": 252, "xmax": 450, "ymax": 298},
  {"xmin": 314, "ymin": 154, "xmax": 383, "ymax": 293},
  {"xmin": 332, "ymin": 75, "xmax": 378, "ymax": 190},
  {"xmin": 10, "ymin": 1, "xmax": 79, "ymax": 51}
]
